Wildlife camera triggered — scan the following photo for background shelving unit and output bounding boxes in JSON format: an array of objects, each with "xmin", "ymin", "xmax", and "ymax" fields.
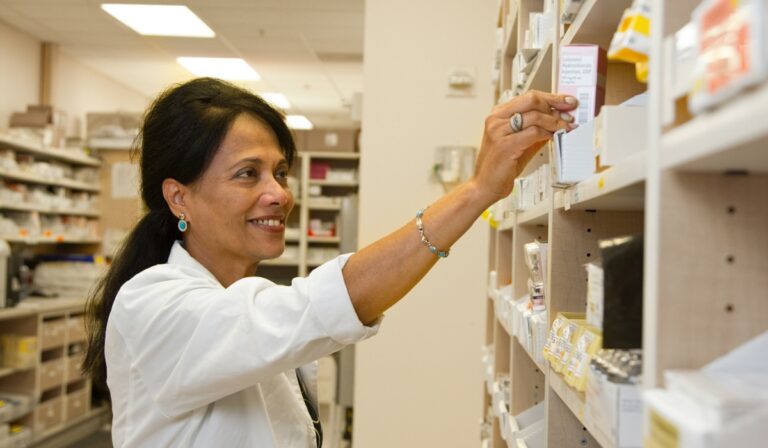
[
  {"xmin": 0, "ymin": 299, "xmax": 109, "ymax": 446},
  {"xmin": 484, "ymin": 1, "xmax": 768, "ymax": 447},
  {"xmin": 0, "ymin": 133, "xmax": 105, "ymax": 446},
  {"xmin": 258, "ymin": 150, "xmax": 359, "ymax": 282}
]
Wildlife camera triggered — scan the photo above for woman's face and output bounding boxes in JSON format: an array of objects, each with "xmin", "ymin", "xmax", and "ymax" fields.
[{"xmin": 183, "ymin": 113, "xmax": 294, "ymax": 270}]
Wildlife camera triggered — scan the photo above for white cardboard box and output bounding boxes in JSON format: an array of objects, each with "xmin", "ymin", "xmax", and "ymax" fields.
[{"xmin": 593, "ymin": 106, "xmax": 648, "ymax": 168}]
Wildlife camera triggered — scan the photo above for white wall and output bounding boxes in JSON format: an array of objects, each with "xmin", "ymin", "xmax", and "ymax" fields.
[
  {"xmin": 354, "ymin": 1, "xmax": 496, "ymax": 447},
  {"xmin": 0, "ymin": 20, "xmax": 41, "ymax": 129}
]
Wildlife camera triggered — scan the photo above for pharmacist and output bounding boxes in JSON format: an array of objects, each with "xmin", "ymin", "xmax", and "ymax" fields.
[{"xmin": 83, "ymin": 78, "xmax": 577, "ymax": 447}]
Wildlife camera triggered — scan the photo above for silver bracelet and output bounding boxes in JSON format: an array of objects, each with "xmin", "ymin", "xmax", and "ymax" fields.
[{"xmin": 416, "ymin": 208, "xmax": 450, "ymax": 258}]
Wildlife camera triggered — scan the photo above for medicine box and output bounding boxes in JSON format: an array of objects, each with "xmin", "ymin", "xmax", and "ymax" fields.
[
  {"xmin": 586, "ymin": 366, "xmax": 643, "ymax": 448},
  {"xmin": 593, "ymin": 106, "xmax": 647, "ymax": 169},
  {"xmin": 558, "ymin": 45, "xmax": 607, "ymax": 124},
  {"xmin": 689, "ymin": 0, "xmax": 768, "ymax": 113}
]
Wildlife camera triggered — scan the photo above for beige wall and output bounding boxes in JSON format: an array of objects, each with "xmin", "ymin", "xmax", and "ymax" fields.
[
  {"xmin": 51, "ymin": 50, "xmax": 150, "ymax": 138},
  {"xmin": 0, "ymin": 20, "xmax": 41, "ymax": 129},
  {"xmin": 0, "ymin": 19, "xmax": 149, "ymax": 138},
  {"xmin": 354, "ymin": 1, "xmax": 496, "ymax": 446}
]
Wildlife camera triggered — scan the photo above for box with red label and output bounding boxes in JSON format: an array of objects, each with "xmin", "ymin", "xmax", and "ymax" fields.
[
  {"xmin": 689, "ymin": 0, "xmax": 768, "ymax": 113},
  {"xmin": 558, "ymin": 45, "xmax": 607, "ymax": 124}
]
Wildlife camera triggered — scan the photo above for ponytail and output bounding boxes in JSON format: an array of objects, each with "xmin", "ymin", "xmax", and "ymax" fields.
[{"xmin": 83, "ymin": 209, "xmax": 178, "ymax": 393}]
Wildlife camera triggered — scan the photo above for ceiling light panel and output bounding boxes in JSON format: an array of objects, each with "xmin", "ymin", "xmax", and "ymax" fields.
[
  {"xmin": 101, "ymin": 4, "xmax": 215, "ymax": 37},
  {"xmin": 176, "ymin": 57, "xmax": 260, "ymax": 81},
  {"xmin": 261, "ymin": 93, "xmax": 291, "ymax": 109},
  {"xmin": 286, "ymin": 115, "xmax": 313, "ymax": 130}
]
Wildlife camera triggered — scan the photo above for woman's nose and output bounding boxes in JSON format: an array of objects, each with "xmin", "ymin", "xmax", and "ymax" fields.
[{"xmin": 260, "ymin": 177, "xmax": 291, "ymax": 207}]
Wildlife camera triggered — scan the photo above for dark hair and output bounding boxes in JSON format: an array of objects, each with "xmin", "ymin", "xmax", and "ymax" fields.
[{"xmin": 83, "ymin": 77, "xmax": 296, "ymax": 395}]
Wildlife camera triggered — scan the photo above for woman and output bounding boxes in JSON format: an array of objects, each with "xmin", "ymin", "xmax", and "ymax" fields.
[{"xmin": 84, "ymin": 77, "xmax": 577, "ymax": 447}]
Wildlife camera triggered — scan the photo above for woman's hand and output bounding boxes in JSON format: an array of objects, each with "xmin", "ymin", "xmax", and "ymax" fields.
[{"xmin": 472, "ymin": 90, "xmax": 579, "ymax": 204}]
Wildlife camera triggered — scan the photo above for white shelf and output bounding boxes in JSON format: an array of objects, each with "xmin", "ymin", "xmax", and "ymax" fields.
[
  {"xmin": 0, "ymin": 365, "xmax": 34, "ymax": 379},
  {"xmin": 2, "ymin": 235, "xmax": 101, "ymax": 245},
  {"xmin": 307, "ymin": 202, "xmax": 342, "ymax": 211},
  {"xmin": 561, "ymin": 0, "xmax": 630, "ymax": 49},
  {"xmin": 517, "ymin": 200, "xmax": 549, "ymax": 226},
  {"xmin": 522, "ymin": 42, "xmax": 552, "ymax": 93},
  {"xmin": 497, "ymin": 214, "xmax": 515, "ymax": 230},
  {"xmin": 515, "ymin": 335, "xmax": 547, "ymax": 373},
  {"xmin": 662, "ymin": 81, "xmax": 768, "ymax": 173},
  {"xmin": 502, "ymin": 3, "xmax": 519, "ymax": 57},
  {"xmin": 0, "ymin": 169, "xmax": 100, "ymax": 192},
  {"xmin": 549, "ymin": 371, "xmax": 614, "ymax": 448},
  {"xmin": 300, "ymin": 151, "xmax": 360, "ymax": 160},
  {"xmin": 0, "ymin": 201, "xmax": 100, "ymax": 217},
  {"xmin": 87, "ymin": 136, "xmax": 135, "ymax": 150},
  {"xmin": 557, "ymin": 151, "xmax": 647, "ymax": 211},
  {"xmin": 0, "ymin": 134, "xmax": 101, "ymax": 167},
  {"xmin": 307, "ymin": 236, "xmax": 340, "ymax": 243},
  {"xmin": 309, "ymin": 179, "xmax": 358, "ymax": 187}
]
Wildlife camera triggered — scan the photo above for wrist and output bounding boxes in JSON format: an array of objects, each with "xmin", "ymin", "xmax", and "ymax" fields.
[{"xmin": 462, "ymin": 178, "xmax": 504, "ymax": 213}]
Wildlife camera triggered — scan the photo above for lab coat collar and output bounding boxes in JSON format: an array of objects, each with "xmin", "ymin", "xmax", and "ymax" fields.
[{"xmin": 167, "ymin": 240, "xmax": 223, "ymax": 286}]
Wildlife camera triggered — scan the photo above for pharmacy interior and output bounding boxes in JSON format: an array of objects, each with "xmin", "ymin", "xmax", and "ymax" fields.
[{"xmin": 0, "ymin": 0, "xmax": 767, "ymax": 447}]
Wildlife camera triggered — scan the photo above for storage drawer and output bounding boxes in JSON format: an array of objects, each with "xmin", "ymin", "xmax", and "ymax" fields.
[
  {"xmin": 65, "ymin": 389, "xmax": 89, "ymax": 422},
  {"xmin": 66, "ymin": 316, "xmax": 86, "ymax": 343},
  {"xmin": 39, "ymin": 358, "xmax": 65, "ymax": 391},
  {"xmin": 66, "ymin": 355, "xmax": 85, "ymax": 383},
  {"xmin": 35, "ymin": 397, "xmax": 63, "ymax": 432},
  {"xmin": 41, "ymin": 320, "xmax": 66, "ymax": 350}
]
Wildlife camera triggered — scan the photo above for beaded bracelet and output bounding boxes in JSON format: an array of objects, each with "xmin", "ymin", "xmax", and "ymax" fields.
[{"xmin": 416, "ymin": 208, "xmax": 450, "ymax": 258}]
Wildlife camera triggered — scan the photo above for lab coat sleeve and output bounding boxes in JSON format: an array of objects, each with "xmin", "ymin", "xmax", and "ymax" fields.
[{"xmin": 110, "ymin": 253, "xmax": 381, "ymax": 417}]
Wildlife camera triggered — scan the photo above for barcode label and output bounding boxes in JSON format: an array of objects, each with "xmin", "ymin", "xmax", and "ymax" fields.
[{"xmin": 577, "ymin": 91, "xmax": 590, "ymax": 123}]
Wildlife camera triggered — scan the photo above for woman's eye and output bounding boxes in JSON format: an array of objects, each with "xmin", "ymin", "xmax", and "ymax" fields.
[
  {"xmin": 275, "ymin": 170, "xmax": 289, "ymax": 183},
  {"xmin": 235, "ymin": 168, "xmax": 258, "ymax": 179}
]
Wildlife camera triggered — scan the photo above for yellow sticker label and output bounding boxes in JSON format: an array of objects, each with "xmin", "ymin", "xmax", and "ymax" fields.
[{"xmin": 598, "ymin": 177, "xmax": 606, "ymax": 189}]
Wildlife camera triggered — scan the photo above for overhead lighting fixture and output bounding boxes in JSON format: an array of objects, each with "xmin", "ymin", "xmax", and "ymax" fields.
[
  {"xmin": 261, "ymin": 93, "xmax": 292, "ymax": 110},
  {"xmin": 286, "ymin": 115, "xmax": 313, "ymax": 130},
  {"xmin": 101, "ymin": 4, "xmax": 215, "ymax": 38},
  {"xmin": 177, "ymin": 57, "xmax": 261, "ymax": 81}
]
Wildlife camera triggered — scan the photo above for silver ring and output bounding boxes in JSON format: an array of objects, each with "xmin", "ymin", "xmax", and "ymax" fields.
[{"xmin": 509, "ymin": 112, "xmax": 523, "ymax": 133}]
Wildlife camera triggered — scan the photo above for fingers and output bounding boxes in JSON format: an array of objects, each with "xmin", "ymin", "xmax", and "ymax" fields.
[
  {"xmin": 499, "ymin": 125, "xmax": 554, "ymax": 160},
  {"xmin": 493, "ymin": 90, "xmax": 579, "ymax": 117},
  {"xmin": 520, "ymin": 109, "xmax": 578, "ymax": 134}
]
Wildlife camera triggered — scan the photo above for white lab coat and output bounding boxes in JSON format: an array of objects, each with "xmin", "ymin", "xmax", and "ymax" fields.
[{"xmin": 105, "ymin": 241, "xmax": 380, "ymax": 447}]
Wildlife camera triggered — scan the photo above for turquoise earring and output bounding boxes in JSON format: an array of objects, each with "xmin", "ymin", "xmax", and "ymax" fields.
[{"xmin": 178, "ymin": 213, "xmax": 188, "ymax": 233}]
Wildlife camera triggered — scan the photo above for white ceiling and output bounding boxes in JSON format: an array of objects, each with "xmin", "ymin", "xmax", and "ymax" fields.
[{"xmin": 0, "ymin": 0, "xmax": 364, "ymax": 128}]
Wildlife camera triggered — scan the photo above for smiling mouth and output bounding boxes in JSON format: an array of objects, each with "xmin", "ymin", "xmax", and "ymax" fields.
[{"xmin": 248, "ymin": 217, "xmax": 286, "ymax": 233}]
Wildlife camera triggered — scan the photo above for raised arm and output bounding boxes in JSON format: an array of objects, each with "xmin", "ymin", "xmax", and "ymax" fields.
[{"xmin": 343, "ymin": 91, "xmax": 578, "ymax": 325}]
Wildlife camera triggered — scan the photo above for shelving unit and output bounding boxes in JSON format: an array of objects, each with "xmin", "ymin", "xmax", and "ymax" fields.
[
  {"xmin": 0, "ymin": 134, "xmax": 102, "ymax": 247},
  {"xmin": 0, "ymin": 133, "xmax": 103, "ymax": 446},
  {"xmin": 0, "ymin": 298, "xmax": 108, "ymax": 446},
  {"xmin": 483, "ymin": 1, "xmax": 768, "ymax": 447}
]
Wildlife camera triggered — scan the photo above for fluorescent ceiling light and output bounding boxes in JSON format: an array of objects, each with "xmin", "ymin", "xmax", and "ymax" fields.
[
  {"xmin": 177, "ymin": 57, "xmax": 261, "ymax": 81},
  {"xmin": 101, "ymin": 4, "xmax": 215, "ymax": 37},
  {"xmin": 286, "ymin": 115, "xmax": 313, "ymax": 130},
  {"xmin": 261, "ymin": 93, "xmax": 292, "ymax": 109}
]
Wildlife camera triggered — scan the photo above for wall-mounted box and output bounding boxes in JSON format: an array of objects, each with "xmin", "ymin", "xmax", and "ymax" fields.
[{"xmin": 306, "ymin": 129, "xmax": 358, "ymax": 152}]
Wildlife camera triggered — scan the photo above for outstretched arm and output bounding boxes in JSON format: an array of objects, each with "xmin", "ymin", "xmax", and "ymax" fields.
[{"xmin": 343, "ymin": 91, "xmax": 578, "ymax": 325}]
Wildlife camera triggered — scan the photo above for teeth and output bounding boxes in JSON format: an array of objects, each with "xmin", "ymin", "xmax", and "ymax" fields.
[{"xmin": 254, "ymin": 219, "xmax": 282, "ymax": 227}]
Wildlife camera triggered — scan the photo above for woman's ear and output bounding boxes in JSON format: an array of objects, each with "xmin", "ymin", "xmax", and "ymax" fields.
[{"xmin": 162, "ymin": 178, "xmax": 188, "ymax": 218}]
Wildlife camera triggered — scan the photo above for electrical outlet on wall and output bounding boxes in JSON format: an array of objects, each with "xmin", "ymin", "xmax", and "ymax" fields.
[{"xmin": 446, "ymin": 66, "xmax": 476, "ymax": 97}]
